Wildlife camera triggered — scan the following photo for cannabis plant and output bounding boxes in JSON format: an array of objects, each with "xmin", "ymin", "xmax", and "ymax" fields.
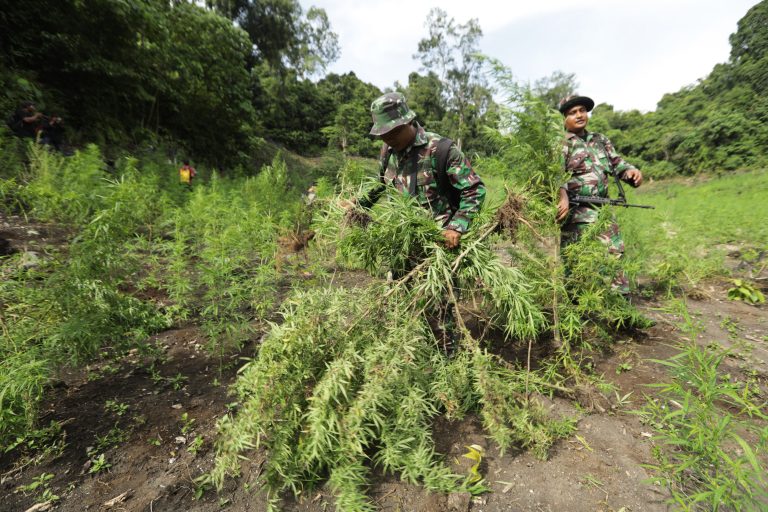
[{"xmin": 208, "ymin": 189, "xmax": 575, "ymax": 510}]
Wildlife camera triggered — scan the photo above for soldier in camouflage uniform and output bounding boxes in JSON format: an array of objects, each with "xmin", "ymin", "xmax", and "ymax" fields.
[
  {"xmin": 360, "ymin": 92, "xmax": 486, "ymax": 248},
  {"xmin": 556, "ymin": 95, "xmax": 644, "ymax": 294},
  {"xmin": 353, "ymin": 92, "xmax": 486, "ymax": 353}
]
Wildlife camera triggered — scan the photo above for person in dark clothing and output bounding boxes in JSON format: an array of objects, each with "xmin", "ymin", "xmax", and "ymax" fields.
[
  {"xmin": 8, "ymin": 102, "xmax": 41, "ymax": 138},
  {"xmin": 7, "ymin": 101, "xmax": 65, "ymax": 150}
]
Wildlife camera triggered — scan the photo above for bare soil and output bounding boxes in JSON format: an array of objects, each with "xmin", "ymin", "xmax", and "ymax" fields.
[{"xmin": 1, "ymin": 215, "xmax": 766, "ymax": 512}]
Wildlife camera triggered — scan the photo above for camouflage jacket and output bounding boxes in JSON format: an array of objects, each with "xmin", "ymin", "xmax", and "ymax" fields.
[
  {"xmin": 363, "ymin": 123, "xmax": 485, "ymax": 233},
  {"xmin": 561, "ymin": 131, "xmax": 637, "ymax": 224}
]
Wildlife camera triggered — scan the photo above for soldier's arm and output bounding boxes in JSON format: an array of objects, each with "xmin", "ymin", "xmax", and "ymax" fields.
[
  {"xmin": 556, "ymin": 188, "xmax": 570, "ymax": 222},
  {"xmin": 444, "ymin": 144, "xmax": 485, "ymax": 233},
  {"xmin": 561, "ymin": 140, "xmax": 584, "ymax": 195},
  {"xmin": 602, "ymin": 135, "xmax": 638, "ymax": 183}
]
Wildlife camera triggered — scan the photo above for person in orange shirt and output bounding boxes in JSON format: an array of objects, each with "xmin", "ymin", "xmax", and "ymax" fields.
[{"xmin": 179, "ymin": 160, "xmax": 196, "ymax": 190}]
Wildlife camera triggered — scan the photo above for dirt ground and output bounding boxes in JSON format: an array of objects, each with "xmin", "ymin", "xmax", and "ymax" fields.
[{"xmin": 1, "ymin": 215, "xmax": 766, "ymax": 512}]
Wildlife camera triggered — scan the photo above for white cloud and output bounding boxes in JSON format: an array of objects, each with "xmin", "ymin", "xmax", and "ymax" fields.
[{"xmin": 301, "ymin": 0, "xmax": 759, "ymax": 111}]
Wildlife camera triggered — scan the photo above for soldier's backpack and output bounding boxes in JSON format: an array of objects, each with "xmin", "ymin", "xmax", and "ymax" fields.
[{"xmin": 379, "ymin": 137, "xmax": 461, "ymax": 211}]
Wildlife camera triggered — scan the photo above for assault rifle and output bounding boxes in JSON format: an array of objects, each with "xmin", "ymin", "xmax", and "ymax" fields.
[
  {"xmin": 569, "ymin": 194, "xmax": 654, "ymax": 209},
  {"xmin": 570, "ymin": 167, "xmax": 654, "ymax": 210}
]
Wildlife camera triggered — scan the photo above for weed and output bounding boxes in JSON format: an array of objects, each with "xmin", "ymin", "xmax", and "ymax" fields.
[
  {"xmin": 613, "ymin": 390, "xmax": 634, "ymax": 408},
  {"xmin": 582, "ymin": 473, "xmax": 604, "ymax": 489},
  {"xmin": 207, "ymin": 276, "xmax": 573, "ymax": 507},
  {"xmin": 16, "ymin": 472, "xmax": 54, "ymax": 493},
  {"xmin": 15, "ymin": 472, "xmax": 60, "ymax": 504},
  {"xmin": 187, "ymin": 435, "xmax": 204, "ymax": 455},
  {"xmin": 4, "ymin": 420, "xmax": 65, "ymax": 458},
  {"xmin": 93, "ymin": 423, "xmax": 128, "ymax": 453},
  {"xmin": 168, "ymin": 373, "xmax": 188, "ymax": 391},
  {"xmin": 104, "ymin": 400, "xmax": 129, "ymax": 417},
  {"xmin": 720, "ymin": 316, "xmax": 741, "ymax": 338},
  {"xmin": 39, "ymin": 487, "xmax": 61, "ymax": 504},
  {"xmin": 88, "ymin": 453, "xmax": 112, "ymax": 474},
  {"xmin": 180, "ymin": 413, "xmax": 196, "ymax": 435},
  {"xmin": 727, "ymin": 278, "xmax": 765, "ymax": 305},
  {"xmin": 638, "ymin": 301, "xmax": 768, "ymax": 510}
]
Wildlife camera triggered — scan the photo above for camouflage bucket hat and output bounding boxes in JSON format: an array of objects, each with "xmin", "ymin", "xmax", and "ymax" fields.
[
  {"xmin": 558, "ymin": 95, "xmax": 595, "ymax": 114},
  {"xmin": 369, "ymin": 92, "xmax": 416, "ymax": 136}
]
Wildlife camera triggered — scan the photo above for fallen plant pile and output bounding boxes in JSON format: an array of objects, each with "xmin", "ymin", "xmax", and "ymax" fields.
[{"xmin": 207, "ymin": 192, "xmax": 577, "ymax": 510}]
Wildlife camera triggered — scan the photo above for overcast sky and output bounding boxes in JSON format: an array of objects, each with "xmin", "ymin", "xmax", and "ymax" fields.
[{"xmin": 299, "ymin": 0, "xmax": 758, "ymax": 112}]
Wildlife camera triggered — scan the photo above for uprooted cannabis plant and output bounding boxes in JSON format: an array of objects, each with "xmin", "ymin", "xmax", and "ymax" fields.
[
  {"xmin": 207, "ymin": 73, "xmax": 651, "ymax": 510},
  {"xmin": 206, "ymin": 191, "xmax": 577, "ymax": 510}
]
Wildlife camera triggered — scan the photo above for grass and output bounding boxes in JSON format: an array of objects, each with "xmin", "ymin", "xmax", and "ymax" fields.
[
  {"xmin": 637, "ymin": 299, "xmax": 768, "ymax": 511},
  {"xmin": 619, "ymin": 170, "xmax": 768, "ymax": 292},
  {"xmin": 617, "ymin": 172, "xmax": 768, "ymax": 509}
]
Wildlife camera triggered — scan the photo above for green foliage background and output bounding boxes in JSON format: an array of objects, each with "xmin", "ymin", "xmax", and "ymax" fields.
[
  {"xmin": 589, "ymin": 1, "xmax": 768, "ymax": 177},
  {"xmin": 1, "ymin": 1, "xmax": 768, "ymax": 510}
]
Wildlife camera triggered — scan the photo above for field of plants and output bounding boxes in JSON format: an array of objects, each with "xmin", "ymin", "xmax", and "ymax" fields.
[
  {"xmin": 2, "ymin": 1, "xmax": 768, "ymax": 510},
  {"xmin": 0, "ymin": 91, "xmax": 766, "ymax": 512}
]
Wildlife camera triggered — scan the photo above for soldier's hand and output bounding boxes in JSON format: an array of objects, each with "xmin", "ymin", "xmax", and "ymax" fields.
[
  {"xmin": 443, "ymin": 229, "xmax": 461, "ymax": 249},
  {"xmin": 338, "ymin": 198, "xmax": 357, "ymax": 210},
  {"xmin": 624, "ymin": 169, "xmax": 643, "ymax": 187},
  {"xmin": 556, "ymin": 189, "xmax": 570, "ymax": 222}
]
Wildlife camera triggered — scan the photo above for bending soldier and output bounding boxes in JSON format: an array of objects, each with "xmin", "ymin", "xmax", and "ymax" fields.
[
  {"xmin": 349, "ymin": 92, "xmax": 486, "ymax": 352},
  {"xmin": 359, "ymin": 92, "xmax": 485, "ymax": 249}
]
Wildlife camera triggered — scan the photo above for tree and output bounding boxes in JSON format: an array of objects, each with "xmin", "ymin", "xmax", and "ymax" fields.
[
  {"xmin": 729, "ymin": 0, "xmax": 768, "ymax": 62},
  {"xmin": 532, "ymin": 71, "xmax": 579, "ymax": 110},
  {"xmin": 317, "ymin": 72, "xmax": 382, "ymax": 157},
  {"xmin": 256, "ymin": 65, "xmax": 333, "ymax": 153},
  {"xmin": 160, "ymin": 3, "xmax": 256, "ymax": 167},
  {"xmin": 206, "ymin": 0, "xmax": 339, "ymax": 77},
  {"xmin": 413, "ymin": 8, "xmax": 493, "ymax": 151},
  {"xmin": 0, "ymin": 0, "xmax": 172, "ymax": 142}
]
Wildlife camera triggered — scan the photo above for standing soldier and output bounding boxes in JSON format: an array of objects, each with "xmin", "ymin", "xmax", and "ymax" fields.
[
  {"xmin": 347, "ymin": 92, "xmax": 486, "ymax": 352},
  {"xmin": 556, "ymin": 95, "xmax": 643, "ymax": 295}
]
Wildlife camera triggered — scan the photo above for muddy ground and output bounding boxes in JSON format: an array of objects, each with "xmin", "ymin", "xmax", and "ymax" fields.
[{"xmin": 1, "ymin": 214, "xmax": 766, "ymax": 512}]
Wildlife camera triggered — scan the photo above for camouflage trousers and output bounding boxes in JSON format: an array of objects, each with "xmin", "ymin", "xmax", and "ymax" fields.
[{"xmin": 560, "ymin": 221, "xmax": 630, "ymax": 295}]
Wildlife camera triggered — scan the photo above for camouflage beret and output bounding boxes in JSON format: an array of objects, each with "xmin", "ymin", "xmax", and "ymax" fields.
[
  {"xmin": 558, "ymin": 95, "xmax": 595, "ymax": 114},
  {"xmin": 369, "ymin": 92, "xmax": 416, "ymax": 136}
]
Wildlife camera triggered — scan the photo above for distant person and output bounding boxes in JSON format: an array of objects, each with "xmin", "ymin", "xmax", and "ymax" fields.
[
  {"xmin": 7, "ymin": 101, "xmax": 65, "ymax": 150},
  {"xmin": 304, "ymin": 184, "xmax": 317, "ymax": 206},
  {"xmin": 178, "ymin": 160, "xmax": 196, "ymax": 190},
  {"xmin": 556, "ymin": 94, "xmax": 644, "ymax": 295}
]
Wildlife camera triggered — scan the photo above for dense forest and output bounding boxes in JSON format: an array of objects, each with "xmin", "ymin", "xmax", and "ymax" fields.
[
  {"xmin": 589, "ymin": 0, "xmax": 768, "ymax": 175},
  {"xmin": 1, "ymin": 2, "xmax": 767, "ymax": 512},
  {"xmin": 0, "ymin": 0, "xmax": 497, "ymax": 168}
]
